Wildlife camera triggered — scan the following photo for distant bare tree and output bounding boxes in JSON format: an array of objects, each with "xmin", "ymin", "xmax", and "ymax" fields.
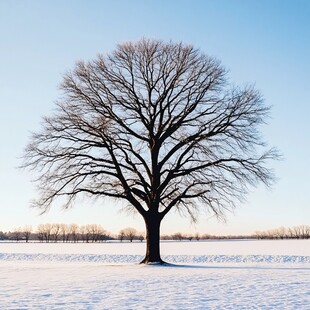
[
  {"xmin": 22, "ymin": 225, "xmax": 32, "ymax": 243},
  {"xmin": 79, "ymin": 225, "xmax": 88, "ymax": 242},
  {"xmin": 254, "ymin": 231, "xmax": 261, "ymax": 239},
  {"xmin": 287, "ymin": 227, "xmax": 294, "ymax": 239},
  {"xmin": 37, "ymin": 224, "xmax": 53, "ymax": 243},
  {"xmin": 194, "ymin": 233, "xmax": 201, "ymax": 241},
  {"xmin": 12, "ymin": 228, "xmax": 22, "ymax": 242},
  {"xmin": 0, "ymin": 231, "xmax": 5, "ymax": 240},
  {"xmin": 69, "ymin": 223, "xmax": 79, "ymax": 242},
  {"xmin": 186, "ymin": 234, "xmax": 194, "ymax": 241},
  {"xmin": 172, "ymin": 232, "xmax": 184, "ymax": 241},
  {"xmin": 118, "ymin": 230, "xmax": 125, "ymax": 242},
  {"xmin": 201, "ymin": 233, "xmax": 211, "ymax": 240},
  {"xmin": 138, "ymin": 233, "xmax": 145, "ymax": 242},
  {"xmin": 300, "ymin": 225, "xmax": 310, "ymax": 239},
  {"xmin": 291, "ymin": 226, "xmax": 300, "ymax": 239},
  {"xmin": 22, "ymin": 39, "xmax": 279, "ymax": 263},
  {"xmin": 87, "ymin": 224, "xmax": 105, "ymax": 242},
  {"xmin": 274, "ymin": 227, "xmax": 287, "ymax": 239},
  {"xmin": 59, "ymin": 224, "xmax": 70, "ymax": 242},
  {"xmin": 119, "ymin": 227, "xmax": 138, "ymax": 242},
  {"xmin": 51, "ymin": 223, "xmax": 61, "ymax": 242},
  {"xmin": 290, "ymin": 225, "xmax": 310, "ymax": 239},
  {"xmin": 37, "ymin": 225, "xmax": 44, "ymax": 242}
]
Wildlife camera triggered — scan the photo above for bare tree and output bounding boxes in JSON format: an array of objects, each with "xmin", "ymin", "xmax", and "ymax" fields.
[
  {"xmin": 86, "ymin": 224, "xmax": 105, "ymax": 242},
  {"xmin": 290, "ymin": 225, "xmax": 310, "ymax": 239},
  {"xmin": 194, "ymin": 233, "xmax": 201, "ymax": 241},
  {"xmin": 37, "ymin": 225, "xmax": 44, "ymax": 242},
  {"xmin": 37, "ymin": 224, "xmax": 53, "ymax": 243},
  {"xmin": 22, "ymin": 39, "xmax": 278, "ymax": 263},
  {"xmin": 69, "ymin": 223, "xmax": 79, "ymax": 242},
  {"xmin": 51, "ymin": 223, "xmax": 61, "ymax": 242},
  {"xmin": 186, "ymin": 234, "xmax": 194, "ymax": 241},
  {"xmin": 118, "ymin": 230, "xmax": 125, "ymax": 242},
  {"xmin": 79, "ymin": 225, "xmax": 88, "ymax": 242},
  {"xmin": 201, "ymin": 233, "xmax": 211, "ymax": 240},
  {"xmin": 59, "ymin": 224, "xmax": 70, "ymax": 242},
  {"xmin": 0, "ymin": 231, "xmax": 5, "ymax": 240},
  {"xmin": 274, "ymin": 227, "xmax": 287, "ymax": 239},
  {"xmin": 138, "ymin": 233, "xmax": 145, "ymax": 242},
  {"xmin": 119, "ymin": 227, "xmax": 138, "ymax": 242},
  {"xmin": 300, "ymin": 225, "xmax": 310, "ymax": 239},
  {"xmin": 22, "ymin": 225, "xmax": 32, "ymax": 243},
  {"xmin": 172, "ymin": 232, "xmax": 184, "ymax": 241},
  {"xmin": 12, "ymin": 228, "xmax": 22, "ymax": 242}
]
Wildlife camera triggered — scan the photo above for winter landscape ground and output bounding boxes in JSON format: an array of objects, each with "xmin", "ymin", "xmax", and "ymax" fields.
[{"xmin": 1, "ymin": 240, "xmax": 309, "ymax": 309}]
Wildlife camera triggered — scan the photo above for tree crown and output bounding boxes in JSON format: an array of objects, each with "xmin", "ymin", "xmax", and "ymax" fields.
[{"xmin": 23, "ymin": 39, "xmax": 278, "ymax": 222}]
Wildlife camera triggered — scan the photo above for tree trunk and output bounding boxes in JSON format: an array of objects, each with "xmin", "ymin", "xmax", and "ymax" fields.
[{"xmin": 140, "ymin": 213, "xmax": 165, "ymax": 264}]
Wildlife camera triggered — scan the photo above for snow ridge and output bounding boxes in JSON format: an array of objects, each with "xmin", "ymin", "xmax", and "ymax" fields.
[{"xmin": 1, "ymin": 253, "xmax": 310, "ymax": 265}]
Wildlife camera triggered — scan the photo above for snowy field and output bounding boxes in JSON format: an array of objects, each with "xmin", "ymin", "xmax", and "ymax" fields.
[{"xmin": 1, "ymin": 240, "xmax": 309, "ymax": 309}]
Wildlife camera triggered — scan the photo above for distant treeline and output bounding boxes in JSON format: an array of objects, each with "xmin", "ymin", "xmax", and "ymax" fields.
[
  {"xmin": 0, "ymin": 224, "xmax": 309, "ymax": 242},
  {"xmin": 0, "ymin": 224, "xmax": 143, "ymax": 243},
  {"xmin": 0, "ymin": 224, "xmax": 252, "ymax": 243},
  {"xmin": 255, "ymin": 225, "xmax": 310, "ymax": 240},
  {"xmin": 160, "ymin": 233, "xmax": 255, "ymax": 241}
]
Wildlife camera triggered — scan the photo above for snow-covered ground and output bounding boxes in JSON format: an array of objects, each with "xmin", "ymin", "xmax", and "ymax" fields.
[{"xmin": 1, "ymin": 240, "xmax": 309, "ymax": 309}]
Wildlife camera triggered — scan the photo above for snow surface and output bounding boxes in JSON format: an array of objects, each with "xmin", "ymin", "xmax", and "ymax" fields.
[{"xmin": 1, "ymin": 240, "xmax": 309, "ymax": 309}]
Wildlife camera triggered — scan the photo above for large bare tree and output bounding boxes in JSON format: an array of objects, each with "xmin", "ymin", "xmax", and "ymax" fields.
[{"xmin": 23, "ymin": 39, "xmax": 278, "ymax": 263}]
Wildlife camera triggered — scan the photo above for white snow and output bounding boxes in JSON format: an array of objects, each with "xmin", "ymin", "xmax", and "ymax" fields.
[{"xmin": 1, "ymin": 240, "xmax": 309, "ymax": 309}]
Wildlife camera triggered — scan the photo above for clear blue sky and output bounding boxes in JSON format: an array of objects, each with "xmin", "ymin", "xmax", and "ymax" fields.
[{"xmin": 0, "ymin": 0, "xmax": 309, "ymax": 235}]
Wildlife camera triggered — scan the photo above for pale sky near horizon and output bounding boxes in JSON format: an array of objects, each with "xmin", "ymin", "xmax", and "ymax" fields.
[{"xmin": 0, "ymin": 0, "xmax": 309, "ymax": 235}]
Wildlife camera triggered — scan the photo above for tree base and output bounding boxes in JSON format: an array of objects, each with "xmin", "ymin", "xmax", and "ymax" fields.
[{"xmin": 139, "ymin": 257, "xmax": 167, "ymax": 265}]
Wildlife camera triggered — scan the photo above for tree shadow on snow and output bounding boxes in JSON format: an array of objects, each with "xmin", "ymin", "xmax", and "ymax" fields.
[{"xmin": 144, "ymin": 262, "xmax": 310, "ymax": 271}]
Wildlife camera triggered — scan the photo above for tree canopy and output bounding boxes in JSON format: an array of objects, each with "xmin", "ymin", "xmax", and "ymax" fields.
[{"xmin": 23, "ymin": 39, "xmax": 278, "ymax": 263}]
